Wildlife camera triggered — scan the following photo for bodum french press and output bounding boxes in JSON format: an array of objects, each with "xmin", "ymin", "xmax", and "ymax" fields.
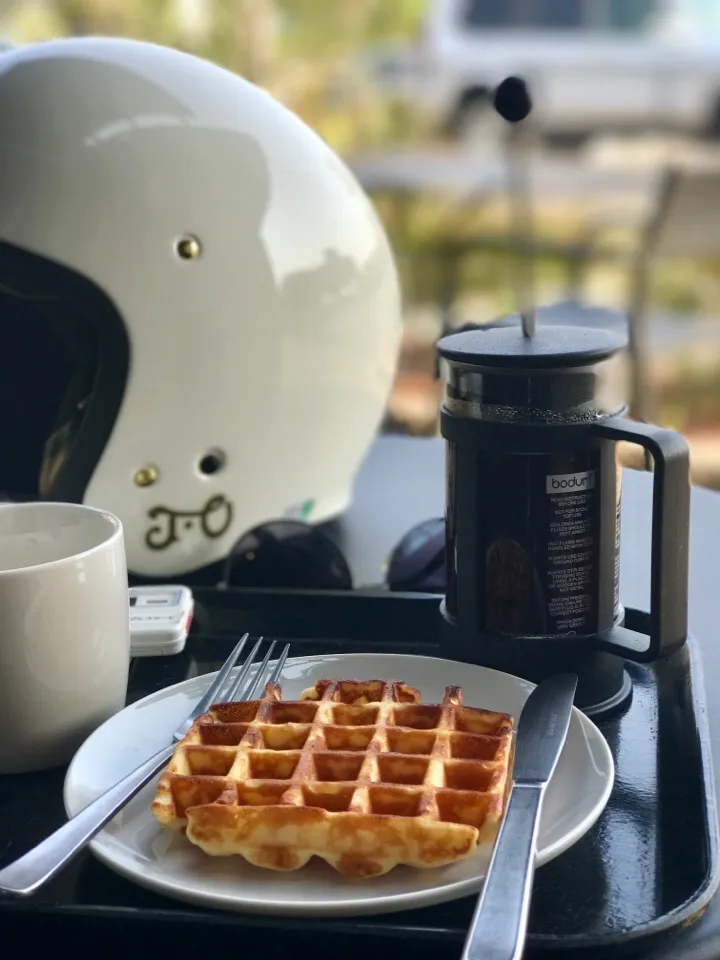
[{"xmin": 438, "ymin": 320, "xmax": 691, "ymax": 716}]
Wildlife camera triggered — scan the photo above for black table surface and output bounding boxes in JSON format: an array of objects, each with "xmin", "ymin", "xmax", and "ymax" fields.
[
  {"xmin": 4, "ymin": 435, "xmax": 720, "ymax": 958},
  {"xmin": 340, "ymin": 436, "xmax": 720, "ymax": 960}
]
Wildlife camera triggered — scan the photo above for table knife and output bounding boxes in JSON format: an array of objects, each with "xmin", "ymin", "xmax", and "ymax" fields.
[{"xmin": 461, "ymin": 672, "xmax": 579, "ymax": 960}]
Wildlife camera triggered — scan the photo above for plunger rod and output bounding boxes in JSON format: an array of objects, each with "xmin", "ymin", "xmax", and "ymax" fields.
[{"xmin": 494, "ymin": 77, "xmax": 535, "ymax": 338}]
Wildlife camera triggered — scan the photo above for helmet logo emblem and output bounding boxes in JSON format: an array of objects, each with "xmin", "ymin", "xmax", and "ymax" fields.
[{"xmin": 145, "ymin": 495, "xmax": 234, "ymax": 551}]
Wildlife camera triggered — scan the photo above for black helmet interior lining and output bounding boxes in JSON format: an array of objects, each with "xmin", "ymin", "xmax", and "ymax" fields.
[{"xmin": 0, "ymin": 240, "xmax": 129, "ymax": 504}]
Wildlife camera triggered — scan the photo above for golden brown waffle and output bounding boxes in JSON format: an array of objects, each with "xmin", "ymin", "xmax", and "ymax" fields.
[{"xmin": 152, "ymin": 679, "xmax": 514, "ymax": 878}]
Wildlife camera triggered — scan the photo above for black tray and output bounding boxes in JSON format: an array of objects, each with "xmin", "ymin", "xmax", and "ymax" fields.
[{"xmin": 1, "ymin": 588, "xmax": 718, "ymax": 958}]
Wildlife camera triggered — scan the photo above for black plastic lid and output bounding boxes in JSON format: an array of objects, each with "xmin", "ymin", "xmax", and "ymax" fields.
[{"xmin": 437, "ymin": 323, "xmax": 627, "ymax": 370}]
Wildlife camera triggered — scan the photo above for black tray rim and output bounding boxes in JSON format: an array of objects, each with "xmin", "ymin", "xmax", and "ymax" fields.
[{"xmin": 528, "ymin": 630, "xmax": 720, "ymax": 950}]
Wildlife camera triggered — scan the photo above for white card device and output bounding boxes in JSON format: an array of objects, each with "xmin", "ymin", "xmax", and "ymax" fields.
[{"xmin": 129, "ymin": 585, "xmax": 194, "ymax": 657}]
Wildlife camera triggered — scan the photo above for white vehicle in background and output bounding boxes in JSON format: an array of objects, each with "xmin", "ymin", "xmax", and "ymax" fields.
[{"xmin": 369, "ymin": 0, "xmax": 720, "ymax": 146}]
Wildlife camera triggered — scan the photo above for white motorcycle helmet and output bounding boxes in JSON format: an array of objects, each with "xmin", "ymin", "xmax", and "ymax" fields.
[{"xmin": 0, "ymin": 37, "xmax": 402, "ymax": 577}]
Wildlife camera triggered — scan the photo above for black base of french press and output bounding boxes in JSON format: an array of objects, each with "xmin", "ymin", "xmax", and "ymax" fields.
[{"xmin": 441, "ymin": 602, "xmax": 633, "ymax": 720}]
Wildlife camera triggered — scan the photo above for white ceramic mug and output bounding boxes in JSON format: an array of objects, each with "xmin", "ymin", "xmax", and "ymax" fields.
[{"xmin": 0, "ymin": 502, "xmax": 130, "ymax": 774}]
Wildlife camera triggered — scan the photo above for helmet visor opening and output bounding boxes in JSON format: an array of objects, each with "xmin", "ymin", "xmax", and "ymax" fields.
[{"xmin": 0, "ymin": 241, "xmax": 129, "ymax": 504}]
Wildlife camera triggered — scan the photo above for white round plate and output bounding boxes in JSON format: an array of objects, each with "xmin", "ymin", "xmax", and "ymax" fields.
[{"xmin": 64, "ymin": 653, "xmax": 614, "ymax": 917}]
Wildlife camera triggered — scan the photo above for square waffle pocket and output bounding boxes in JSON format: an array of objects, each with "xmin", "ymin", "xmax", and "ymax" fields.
[{"xmin": 151, "ymin": 679, "xmax": 515, "ymax": 878}]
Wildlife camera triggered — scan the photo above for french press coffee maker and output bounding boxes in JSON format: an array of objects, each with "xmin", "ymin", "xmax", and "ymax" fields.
[{"xmin": 438, "ymin": 320, "xmax": 690, "ymax": 716}]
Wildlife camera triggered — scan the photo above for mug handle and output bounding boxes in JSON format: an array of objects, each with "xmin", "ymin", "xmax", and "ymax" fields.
[{"xmin": 592, "ymin": 417, "xmax": 690, "ymax": 662}]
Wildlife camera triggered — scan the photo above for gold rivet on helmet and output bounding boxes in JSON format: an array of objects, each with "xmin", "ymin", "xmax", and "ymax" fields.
[
  {"xmin": 175, "ymin": 235, "xmax": 202, "ymax": 260},
  {"xmin": 134, "ymin": 466, "xmax": 159, "ymax": 487}
]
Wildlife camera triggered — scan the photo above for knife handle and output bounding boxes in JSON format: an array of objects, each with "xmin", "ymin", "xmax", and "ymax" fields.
[{"xmin": 462, "ymin": 783, "xmax": 544, "ymax": 960}]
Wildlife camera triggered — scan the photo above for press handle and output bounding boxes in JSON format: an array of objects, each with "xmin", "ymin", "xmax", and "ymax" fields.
[{"xmin": 593, "ymin": 417, "xmax": 690, "ymax": 662}]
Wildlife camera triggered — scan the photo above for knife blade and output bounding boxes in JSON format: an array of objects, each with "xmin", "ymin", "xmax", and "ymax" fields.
[
  {"xmin": 513, "ymin": 672, "xmax": 578, "ymax": 784},
  {"xmin": 461, "ymin": 672, "xmax": 578, "ymax": 960}
]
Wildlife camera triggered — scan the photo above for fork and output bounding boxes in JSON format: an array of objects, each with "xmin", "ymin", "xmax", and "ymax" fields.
[{"xmin": 0, "ymin": 634, "xmax": 290, "ymax": 897}]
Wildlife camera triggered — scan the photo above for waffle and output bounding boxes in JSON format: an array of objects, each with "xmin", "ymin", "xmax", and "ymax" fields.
[{"xmin": 151, "ymin": 679, "xmax": 514, "ymax": 878}]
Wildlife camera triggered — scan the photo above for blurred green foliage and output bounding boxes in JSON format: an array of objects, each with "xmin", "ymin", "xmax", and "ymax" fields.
[
  {"xmin": 661, "ymin": 356, "xmax": 720, "ymax": 432},
  {"xmin": 7, "ymin": 0, "xmax": 429, "ymax": 152}
]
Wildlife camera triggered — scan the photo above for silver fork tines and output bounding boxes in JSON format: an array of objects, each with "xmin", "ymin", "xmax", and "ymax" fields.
[
  {"xmin": 217, "ymin": 638, "xmax": 290, "ymax": 707},
  {"xmin": 223, "ymin": 637, "xmax": 264, "ymax": 706},
  {"xmin": 240, "ymin": 640, "xmax": 290, "ymax": 701},
  {"xmin": 182, "ymin": 632, "xmax": 250, "ymax": 731},
  {"xmin": 0, "ymin": 635, "xmax": 291, "ymax": 897},
  {"xmin": 239, "ymin": 639, "xmax": 276, "ymax": 702},
  {"xmin": 267, "ymin": 644, "xmax": 290, "ymax": 687}
]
